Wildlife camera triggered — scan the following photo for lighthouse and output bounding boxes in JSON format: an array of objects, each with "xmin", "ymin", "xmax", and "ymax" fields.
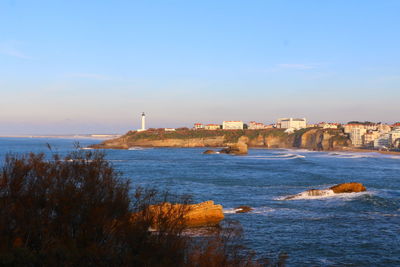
[
  {"xmin": 141, "ymin": 112, "xmax": 146, "ymax": 130},
  {"xmin": 138, "ymin": 112, "xmax": 146, "ymax": 131}
]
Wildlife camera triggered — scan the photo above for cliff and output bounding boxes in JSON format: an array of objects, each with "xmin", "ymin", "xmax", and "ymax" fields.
[{"xmin": 91, "ymin": 128, "xmax": 351, "ymax": 151}]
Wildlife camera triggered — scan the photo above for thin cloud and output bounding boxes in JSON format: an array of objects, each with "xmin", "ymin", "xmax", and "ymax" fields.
[{"xmin": 0, "ymin": 41, "xmax": 31, "ymax": 59}]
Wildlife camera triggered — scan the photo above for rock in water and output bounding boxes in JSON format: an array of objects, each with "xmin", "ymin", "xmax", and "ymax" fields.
[
  {"xmin": 220, "ymin": 137, "xmax": 248, "ymax": 155},
  {"xmin": 329, "ymin": 182, "xmax": 366, "ymax": 193},
  {"xmin": 203, "ymin": 150, "xmax": 217, "ymax": 154},
  {"xmin": 283, "ymin": 182, "xmax": 367, "ymax": 200},
  {"xmin": 137, "ymin": 200, "xmax": 224, "ymax": 228},
  {"xmin": 184, "ymin": 201, "xmax": 224, "ymax": 227},
  {"xmin": 235, "ymin": 206, "xmax": 253, "ymax": 213}
]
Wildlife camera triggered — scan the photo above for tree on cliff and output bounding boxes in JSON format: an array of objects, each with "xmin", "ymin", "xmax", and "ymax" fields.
[{"xmin": 0, "ymin": 150, "xmax": 282, "ymax": 266}]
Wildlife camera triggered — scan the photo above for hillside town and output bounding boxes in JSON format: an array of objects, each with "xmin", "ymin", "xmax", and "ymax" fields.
[
  {"xmin": 191, "ymin": 118, "xmax": 400, "ymax": 150},
  {"xmin": 136, "ymin": 113, "xmax": 400, "ymax": 150}
]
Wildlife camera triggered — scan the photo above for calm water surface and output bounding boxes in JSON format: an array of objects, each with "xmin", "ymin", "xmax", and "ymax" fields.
[{"xmin": 1, "ymin": 137, "xmax": 399, "ymax": 266}]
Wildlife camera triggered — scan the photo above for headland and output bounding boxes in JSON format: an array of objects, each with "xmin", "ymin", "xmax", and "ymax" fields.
[{"xmin": 91, "ymin": 128, "xmax": 353, "ymax": 151}]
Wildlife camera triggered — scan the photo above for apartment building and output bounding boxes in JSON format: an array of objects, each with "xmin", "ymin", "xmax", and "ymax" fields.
[
  {"xmin": 350, "ymin": 128, "xmax": 367, "ymax": 147},
  {"xmin": 277, "ymin": 118, "xmax": 307, "ymax": 130},
  {"xmin": 222, "ymin": 121, "xmax": 244, "ymax": 130}
]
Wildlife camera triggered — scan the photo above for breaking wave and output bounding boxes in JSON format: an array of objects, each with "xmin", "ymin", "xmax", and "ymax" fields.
[
  {"xmin": 223, "ymin": 207, "xmax": 275, "ymax": 214},
  {"xmin": 327, "ymin": 152, "xmax": 374, "ymax": 159},
  {"xmin": 128, "ymin": 147, "xmax": 153, "ymax": 150},
  {"xmin": 245, "ymin": 153, "xmax": 305, "ymax": 160}
]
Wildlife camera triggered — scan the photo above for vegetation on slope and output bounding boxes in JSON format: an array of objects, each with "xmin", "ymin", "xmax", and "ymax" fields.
[
  {"xmin": 0, "ymin": 150, "xmax": 286, "ymax": 266},
  {"xmin": 123, "ymin": 128, "xmax": 289, "ymax": 143}
]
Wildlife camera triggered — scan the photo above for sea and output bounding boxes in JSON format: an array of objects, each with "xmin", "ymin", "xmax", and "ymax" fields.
[{"xmin": 1, "ymin": 137, "xmax": 399, "ymax": 266}]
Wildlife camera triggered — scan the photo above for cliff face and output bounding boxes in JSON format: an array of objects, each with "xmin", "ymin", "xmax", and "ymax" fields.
[{"xmin": 92, "ymin": 128, "xmax": 350, "ymax": 151}]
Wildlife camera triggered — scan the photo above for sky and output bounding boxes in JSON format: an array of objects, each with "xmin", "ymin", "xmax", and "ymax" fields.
[{"xmin": 1, "ymin": 0, "xmax": 400, "ymax": 134}]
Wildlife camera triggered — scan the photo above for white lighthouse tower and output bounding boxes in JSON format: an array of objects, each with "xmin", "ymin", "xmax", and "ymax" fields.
[{"xmin": 138, "ymin": 112, "xmax": 146, "ymax": 131}]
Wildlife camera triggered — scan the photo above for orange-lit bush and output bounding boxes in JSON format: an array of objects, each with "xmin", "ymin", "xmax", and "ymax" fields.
[{"xmin": 0, "ymin": 150, "xmax": 284, "ymax": 266}]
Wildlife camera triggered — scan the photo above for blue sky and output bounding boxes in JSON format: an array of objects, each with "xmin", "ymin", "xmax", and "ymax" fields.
[{"xmin": 1, "ymin": 0, "xmax": 399, "ymax": 134}]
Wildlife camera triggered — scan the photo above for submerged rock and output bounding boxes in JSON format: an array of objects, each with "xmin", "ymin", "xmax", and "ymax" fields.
[
  {"xmin": 283, "ymin": 189, "xmax": 334, "ymax": 200},
  {"xmin": 234, "ymin": 206, "xmax": 253, "ymax": 213},
  {"xmin": 330, "ymin": 182, "xmax": 366, "ymax": 193},
  {"xmin": 136, "ymin": 200, "xmax": 224, "ymax": 228}
]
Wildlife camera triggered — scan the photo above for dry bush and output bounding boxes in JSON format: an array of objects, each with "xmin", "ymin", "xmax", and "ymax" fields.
[{"xmin": 0, "ymin": 150, "xmax": 286, "ymax": 267}]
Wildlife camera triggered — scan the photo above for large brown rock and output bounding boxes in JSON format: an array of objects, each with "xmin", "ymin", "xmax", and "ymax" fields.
[
  {"xmin": 330, "ymin": 182, "xmax": 366, "ymax": 193},
  {"xmin": 140, "ymin": 200, "xmax": 224, "ymax": 228},
  {"xmin": 220, "ymin": 136, "xmax": 248, "ymax": 155}
]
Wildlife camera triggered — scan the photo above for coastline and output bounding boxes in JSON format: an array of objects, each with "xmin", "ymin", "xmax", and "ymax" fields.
[{"xmin": 91, "ymin": 143, "xmax": 400, "ymax": 155}]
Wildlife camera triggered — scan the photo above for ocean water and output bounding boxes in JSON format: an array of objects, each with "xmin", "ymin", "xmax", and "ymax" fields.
[{"xmin": 1, "ymin": 137, "xmax": 400, "ymax": 266}]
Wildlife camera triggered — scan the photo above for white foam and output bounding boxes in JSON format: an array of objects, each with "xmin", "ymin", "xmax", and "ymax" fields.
[
  {"xmin": 223, "ymin": 207, "xmax": 275, "ymax": 214},
  {"xmin": 223, "ymin": 208, "xmax": 239, "ymax": 214},
  {"xmin": 278, "ymin": 190, "xmax": 370, "ymax": 200},
  {"xmin": 278, "ymin": 189, "xmax": 335, "ymax": 200},
  {"xmin": 128, "ymin": 147, "xmax": 145, "ymax": 150},
  {"xmin": 245, "ymin": 153, "xmax": 305, "ymax": 160},
  {"xmin": 327, "ymin": 152, "xmax": 374, "ymax": 159},
  {"xmin": 251, "ymin": 207, "xmax": 275, "ymax": 214}
]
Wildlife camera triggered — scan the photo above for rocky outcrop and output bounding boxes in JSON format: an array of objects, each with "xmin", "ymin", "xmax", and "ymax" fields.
[
  {"xmin": 139, "ymin": 200, "xmax": 224, "ymax": 228},
  {"xmin": 330, "ymin": 182, "xmax": 366, "ymax": 193},
  {"xmin": 283, "ymin": 182, "xmax": 367, "ymax": 200},
  {"xmin": 220, "ymin": 136, "xmax": 248, "ymax": 155}
]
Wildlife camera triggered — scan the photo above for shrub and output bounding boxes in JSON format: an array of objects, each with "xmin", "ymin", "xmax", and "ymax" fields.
[{"xmin": 0, "ymin": 151, "xmax": 279, "ymax": 266}]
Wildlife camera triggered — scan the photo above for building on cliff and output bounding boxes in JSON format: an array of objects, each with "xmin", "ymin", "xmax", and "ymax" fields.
[
  {"xmin": 277, "ymin": 118, "xmax": 307, "ymax": 130},
  {"xmin": 317, "ymin": 122, "xmax": 339, "ymax": 129},
  {"xmin": 248, "ymin": 121, "xmax": 265, "ymax": 129},
  {"xmin": 222, "ymin": 121, "xmax": 244, "ymax": 130},
  {"xmin": 193, "ymin": 123, "xmax": 204, "ymax": 130},
  {"xmin": 205, "ymin": 124, "xmax": 221, "ymax": 130},
  {"xmin": 350, "ymin": 128, "xmax": 367, "ymax": 147}
]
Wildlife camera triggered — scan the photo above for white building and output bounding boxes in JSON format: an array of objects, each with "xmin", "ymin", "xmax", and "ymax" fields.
[
  {"xmin": 193, "ymin": 123, "xmax": 204, "ymax": 130},
  {"xmin": 205, "ymin": 124, "xmax": 220, "ymax": 130},
  {"xmin": 164, "ymin": 128, "xmax": 176, "ymax": 132},
  {"xmin": 363, "ymin": 130, "xmax": 381, "ymax": 147},
  {"xmin": 222, "ymin": 121, "xmax": 244, "ymax": 130},
  {"xmin": 277, "ymin": 118, "xmax": 307, "ymax": 130},
  {"xmin": 350, "ymin": 128, "xmax": 367, "ymax": 147}
]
